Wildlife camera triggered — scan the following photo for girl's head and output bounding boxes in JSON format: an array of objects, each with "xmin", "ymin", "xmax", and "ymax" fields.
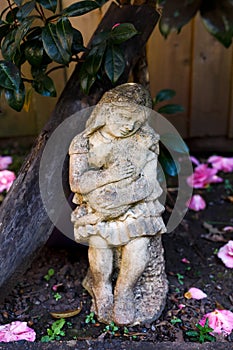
[{"xmin": 84, "ymin": 83, "xmax": 152, "ymax": 137}]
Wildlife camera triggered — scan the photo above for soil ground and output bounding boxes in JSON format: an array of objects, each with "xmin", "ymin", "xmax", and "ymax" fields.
[{"xmin": 0, "ymin": 142, "xmax": 233, "ymax": 347}]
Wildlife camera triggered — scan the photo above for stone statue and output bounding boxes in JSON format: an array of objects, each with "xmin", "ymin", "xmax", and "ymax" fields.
[{"xmin": 69, "ymin": 83, "xmax": 168, "ymax": 326}]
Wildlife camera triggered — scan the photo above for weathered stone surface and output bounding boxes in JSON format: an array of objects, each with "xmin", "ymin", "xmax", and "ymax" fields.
[{"xmin": 69, "ymin": 83, "xmax": 168, "ymax": 326}]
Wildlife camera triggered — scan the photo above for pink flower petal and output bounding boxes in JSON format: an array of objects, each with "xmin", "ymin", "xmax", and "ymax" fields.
[
  {"xmin": 208, "ymin": 156, "xmax": 233, "ymax": 173},
  {"xmin": 186, "ymin": 194, "xmax": 206, "ymax": 211},
  {"xmin": 199, "ymin": 309, "xmax": 233, "ymax": 335},
  {"xmin": 0, "ymin": 321, "xmax": 36, "ymax": 342},
  {"xmin": 189, "ymin": 156, "xmax": 200, "ymax": 166},
  {"xmin": 223, "ymin": 226, "xmax": 233, "ymax": 232},
  {"xmin": 181, "ymin": 258, "xmax": 190, "ymax": 264},
  {"xmin": 0, "ymin": 170, "xmax": 16, "ymax": 192},
  {"xmin": 0, "ymin": 156, "xmax": 12, "ymax": 170},
  {"xmin": 184, "ymin": 287, "xmax": 207, "ymax": 300},
  {"xmin": 178, "ymin": 304, "xmax": 186, "ymax": 310},
  {"xmin": 187, "ymin": 163, "xmax": 223, "ymax": 188},
  {"xmin": 112, "ymin": 23, "xmax": 121, "ymax": 30},
  {"xmin": 217, "ymin": 240, "xmax": 233, "ymax": 268}
]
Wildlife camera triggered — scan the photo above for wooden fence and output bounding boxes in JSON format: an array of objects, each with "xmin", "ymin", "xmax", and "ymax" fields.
[{"xmin": 0, "ymin": 2, "xmax": 233, "ymax": 140}]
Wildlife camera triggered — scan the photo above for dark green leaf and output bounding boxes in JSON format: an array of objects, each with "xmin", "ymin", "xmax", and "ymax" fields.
[
  {"xmin": 154, "ymin": 89, "xmax": 176, "ymax": 104},
  {"xmin": 95, "ymin": 0, "xmax": 109, "ymax": 6},
  {"xmin": 31, "ymin": 65, "xmax": 47, "ymax": 80},
  {"xmin": 37, "ymin": 0, "xmax": 57, "ymax": 13},
  {"xmin": 0, "ymin": 24, "xmax": 11, "ymax": 44},
  {"xmin": 16, "ymin": 1, "xmax": 35, "ymax": 21},
  {"xmin": 158, "ymin": 104, "xmax": 184, "ymax": 114},
  {"xmin": 0, "ymin": 60, "xmax": 21, "ymax": 90},
  {"xmin": 16, "ymin": 17, "xmax": 36, "ymax": 42},
  {"xmin": 26, "ymin": 26, "xmax": 42, "ymax": 41},
  {"xmin": 42, "ymin": 23, "xmax": 71, "ymax": 64},
  {"xmin": 158, "ymin": 146, "xmax": 180, "ymax": 176},
  {"xmin": 5, "ymin": 82, "xmax": 25, "ymax": 111},
  {"xmin": 79, "ymin": 67, "xmax": 96, "ymax": 94},
  {"xmin": 110, "ymin": 23, "xmax": 138, "ymax": 44},
  {"xmin": 24, "ymin": 40, "xmax": 44, "ymax": 67},
  {"xmin": 5, "ymin": 7, "xmax": 18, "ymax": 23},
  {"xmin": 62, "ymin": 1, "xmax": 99, "ymax": 17},
  {"xmin": 33, "ymin": 75, "xmax": 57, "ymax": 97},
  {"xmin": 41, "ymin": 335, "xmax": 51, "ymax": 342},
  {"xmin": 56, "ymin": 18, "xmax": 73, "ymax": 54},
  {"xmin": 186, "ymin": 330, "xmax": 199, "ymax": 337},
  {"xmin": 14, "ymin": 44, "xmax": 26, "ymax": 66},
  {"xmin": 199, "ymin": 334, "xmax": 204, "ymax": 343},
  {"xmin": 85, "ymin": 42, "xmax": 106, "ymax": 76},
  {"xmin": 71, "ymin": 28, "xmax": 86, "ymax": 54},
  {"xmin": 1, "ymin": 29, "xmax": 18, "ymax": 60},
  {"xmin": 14, "ymin": 0, "xmax": 23, "ymax": 5},
  {"xmin": 92, "ymin": 31, "xmax": 109, "ymax": 46},
  {"xmin": 159, "ymin": 0, "xmax": 201, "ymax": 37},
  {"xmin": 205, "ymin": 334, "xmax": 216, "ymax": 342},
  {"xmin": 160, "ymin": 133, "xmax": 189, "ymax": 153},
  {"xmin": 200, "ymin": 0, "xmax": 233, "ymax": 48},
  {"xmin": 104, "ymin": 45, "xmax": 125, "ymax": 83}
]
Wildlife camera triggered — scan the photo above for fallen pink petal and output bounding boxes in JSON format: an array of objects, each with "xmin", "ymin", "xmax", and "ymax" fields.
[
  {"xmin": 217, "ymin": 240, "xmax": 233, "ymax": 268},
  {"xmin": 199, "ymin": 309, "xmax": 233, "ymax": 335},
  {"xmin": 0, "ymin": 156, "xmax": 12, "ymax": 170},
  {"xmin": 186, "ymin": 194, "xmax": 206, "ymax": 211},
  {"xmin": 0, "ymin": 321, "xmax": 36, "ymax": 342},
  {"xmin": 223, "ymin": 226, "xmax": 233, "ymax": 232},
  {"xmin": 0, "ymin": 170, "xmax": 16, "ymax": 193},
  {"xmin": 208, "ymin": 155, "xmax": 233, "ymax": 173},
  {"xmin": 184, "ymin": 287, "xmax": 207, "ymax": 300},
  {"xmin": 112, "ymin": 23, "xmax": 121, "ymax": 30},
  {"xmin": 187, "ymin": 163, "xmax": 223, "ymax": 189},
  {"xmin": 189, "ymin": 156, "xmax": 200, "ymax": 166},
  {"xmin": 181, "ymin": 258, "xmax": 190, "ymax": 264}
]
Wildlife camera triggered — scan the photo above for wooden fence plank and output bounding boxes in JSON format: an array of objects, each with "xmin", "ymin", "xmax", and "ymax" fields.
[
  {"xmin": 0, "ymin": 1, "xmax": 233, "ymax": 140},
  {"xmin": 147, "ymin": 22, "xmax": 193, "ymax": 138},
  {"xmin": 189, "ymin": 15, "xmax": 233, "ymax": 138}
]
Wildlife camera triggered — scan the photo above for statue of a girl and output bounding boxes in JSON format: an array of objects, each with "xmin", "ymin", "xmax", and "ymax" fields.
[{"xmin": 69, "ymin": 83, "xmax": 168, "ymax": 326}]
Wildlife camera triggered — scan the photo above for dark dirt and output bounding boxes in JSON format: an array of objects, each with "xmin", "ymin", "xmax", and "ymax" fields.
[{"xmin": 0, "ymin": 146, "xmax": 233, "ymax": 348}]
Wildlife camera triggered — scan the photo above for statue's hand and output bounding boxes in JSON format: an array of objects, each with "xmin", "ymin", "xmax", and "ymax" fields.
[{"xmin": 110, "ymin": 161, "xmax": 135, "ymax": 182}]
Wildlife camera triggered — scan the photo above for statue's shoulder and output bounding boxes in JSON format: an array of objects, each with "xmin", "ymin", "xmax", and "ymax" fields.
[
  {"xmin": 69, "ymin": 131, "xmax": 89, "ymax": 155},
  {"xmin": 141, "ymin": 124, "xmax": 160, "ymax": 142}
]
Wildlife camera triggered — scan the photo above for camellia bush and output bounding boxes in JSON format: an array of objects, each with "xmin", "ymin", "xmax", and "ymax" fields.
[{"xmin": 0, "ymin": 0, "xmax": 232, "ymax": 111}]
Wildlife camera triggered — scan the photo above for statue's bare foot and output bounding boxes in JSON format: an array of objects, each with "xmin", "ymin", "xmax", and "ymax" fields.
[
  {"xmin": 93, "ymin": 285, "xmax": 113, "ymax": 323},
  {"xmin": 113, "ymin": 290, "xmax": 135, "ymax": 325}
]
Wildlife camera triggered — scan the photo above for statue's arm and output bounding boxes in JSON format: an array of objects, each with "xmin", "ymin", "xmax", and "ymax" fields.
[
  {"xmin": 96, "ymin": 158, "xmax": 159, "ymax": 209},
  {"xmin": 69, "ymin": 153, "xmax": 135, "ymax": 194}
]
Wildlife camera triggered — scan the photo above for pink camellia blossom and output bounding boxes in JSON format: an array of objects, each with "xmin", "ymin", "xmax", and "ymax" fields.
[
  {"xmin": 187, "ymin": 164, "xmax": 223, "ymax": 188},
  {"xmin": 199, "ymin": 309, "xmax": 233, "ymax": 335},
  {"xmin": 223, "ymin": 226, "xmax": 233, "ymax": 232},
  {"xmin": 217, "ymin": 240, "xmax": 233, "ymax": 268},
  {"xmin": 0, "ymin": 321, "xmax": 36, "ymax": 342},
  {"xmin": 186, "ymin": 194, "xmax": 206, "ymax": 211},
  {"xmin": 208, "ymin": 155, "xmax": 233, "ymax": 173},
  {"xmin": 184, "ymin": 287, "xmax": 207, "ymax": 300},
  {"xmin": 0, "ymin": 170, "xmax": 16, "ymax": 192},
  {"xmin": 0, "ymin": 156, "xmax": 12, "ymax": 170}
]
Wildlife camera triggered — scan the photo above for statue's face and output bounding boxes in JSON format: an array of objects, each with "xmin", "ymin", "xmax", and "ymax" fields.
[{"xmin": 102, "ymin": 105, "xmax": 146, "ymax": 138}]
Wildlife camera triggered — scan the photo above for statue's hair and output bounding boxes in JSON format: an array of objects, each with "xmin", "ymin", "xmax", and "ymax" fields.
[{"xmin": 84, "ymin": 83, "xmax": 152, "ymax": 136}]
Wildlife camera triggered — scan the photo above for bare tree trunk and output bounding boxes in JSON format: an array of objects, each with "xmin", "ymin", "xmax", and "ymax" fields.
[{"xmin": 0, "ymin": 3, "xmax": 159, "ymax": 302}]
